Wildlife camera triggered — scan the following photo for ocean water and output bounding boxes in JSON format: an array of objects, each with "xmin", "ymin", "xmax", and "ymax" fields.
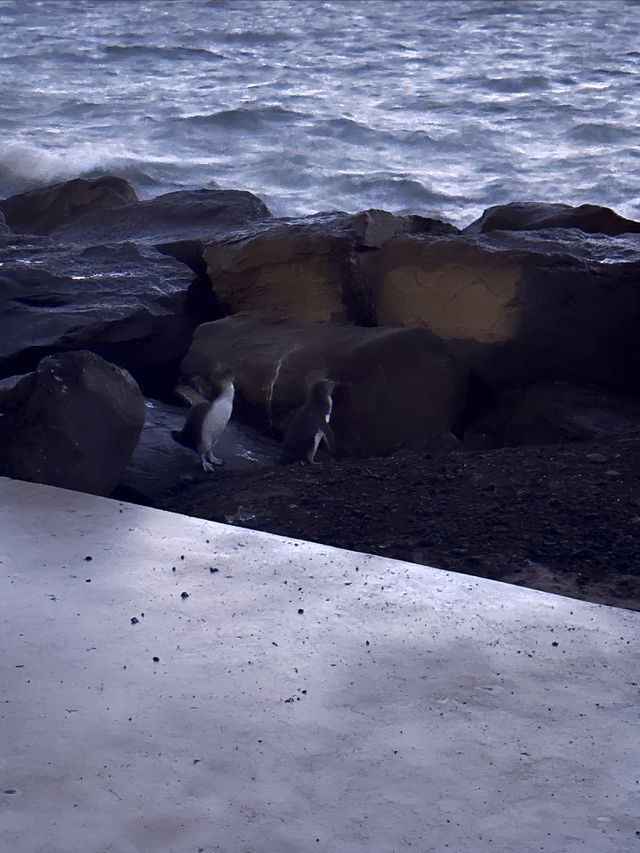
[{"xmin": 1, "ymin": 0, "xmax": 639, "ymax": 227}]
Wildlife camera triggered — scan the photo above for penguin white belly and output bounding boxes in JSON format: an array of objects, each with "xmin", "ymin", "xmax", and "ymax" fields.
[
  {"xmin": 307, "ymin": 429, "xmax": 323, "ymax": 462},
  {"xmin": 201, "ymin": 396, "xmax": 233, "ymax": 452}
]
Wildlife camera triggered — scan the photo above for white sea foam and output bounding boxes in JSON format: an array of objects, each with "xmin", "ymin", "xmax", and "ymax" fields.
[{"xmin": 0, "ymin": 140, "xmax": 138, "ymax": 192}]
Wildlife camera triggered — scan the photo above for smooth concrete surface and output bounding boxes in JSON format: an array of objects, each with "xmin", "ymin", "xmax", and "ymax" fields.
[{"xmin": 1, "ymin": 476, "xmax": 639, "ymax": 853}]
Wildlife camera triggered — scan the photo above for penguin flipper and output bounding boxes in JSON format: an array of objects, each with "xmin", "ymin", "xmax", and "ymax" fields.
[{"xmin": 174, "ymin": 383, "xmax": 206, "ymax": 407}]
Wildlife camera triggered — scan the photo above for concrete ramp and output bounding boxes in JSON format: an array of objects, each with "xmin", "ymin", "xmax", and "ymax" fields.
[{"xmin": 1, "ymin": 476, "xmax": 638, "ymax": 853}]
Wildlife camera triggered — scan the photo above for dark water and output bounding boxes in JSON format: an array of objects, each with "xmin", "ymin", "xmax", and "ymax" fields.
[{"xmin": 1, "ymin": 0, "xmax": 638, "ymax": 226}]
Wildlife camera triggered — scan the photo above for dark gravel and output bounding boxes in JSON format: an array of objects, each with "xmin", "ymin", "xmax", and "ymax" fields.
[{"xmin": 161, "ymin": 437, "xmax": 640, "ymax": 611}]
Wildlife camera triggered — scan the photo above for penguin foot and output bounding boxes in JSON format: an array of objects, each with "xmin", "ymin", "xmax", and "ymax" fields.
[
  {"xmin": 200, "ymin": 454, "xmax": 215, "ymax": 473},
  {"xmin": 208, "ymin": 453, "xmax": 224, "ymax": 466}
]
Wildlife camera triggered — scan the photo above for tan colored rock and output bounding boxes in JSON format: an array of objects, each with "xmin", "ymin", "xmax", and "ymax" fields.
[
  {"xmin": 203, "ymin": 210, "xmax": 457, "ymax": 324},
  {"xmin": 180, "ymin": 314, "xmax": 466, "ymax": 456},
  {"xmin": 369, "ymin": 237, "xmax": 522, "ymax": 344},
  {"xmin": 362, "ymin": 233, "xmax": 640, "ymax": 392},
  {"xmin": 205, "ymin": 226, "xmax": 351, "ymax": 322}
]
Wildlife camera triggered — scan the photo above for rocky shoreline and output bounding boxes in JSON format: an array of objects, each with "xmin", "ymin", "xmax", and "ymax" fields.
[{"xmin": 2, "ymin": 176, "xmax": 640, "ymax": 609}]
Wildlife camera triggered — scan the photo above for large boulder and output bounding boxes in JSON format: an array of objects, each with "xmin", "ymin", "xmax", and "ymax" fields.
[
  {"xmin": 0, "ymin": 350, "xmax": 145, "ymax": 496},
  {"xmin": 0, "ymin": 236, "xmax": 198, "ymax": 396},
  {"xmin": 465, "ymin": 202, "xmax": 640, "ymax": 236},
  {"xmin": 361, "ymin": 231, "xmax": 640, "ymax": 393},
  {"xmin": 463, "ymin": 381, "xmax": 640, "ymax": 449},
  {"xmin": 202, "ymin": 210, "xmax": 457, "ymax": 324},
  {"xmin": 179, "ymin": 313, "xmax": 466, "ymax": 456},
  {"xmin": 0, "ymin": 176, "xmax": 137, "ymax": 236},
  {"xmin": 0, "ymin": 177, "xmax": 273, "ymax": 276}
]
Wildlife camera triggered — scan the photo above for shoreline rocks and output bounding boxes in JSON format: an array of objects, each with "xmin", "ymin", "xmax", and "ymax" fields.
[{"xmin": 1, "ymin": 173, "xmax": 640, "ymax": 501}]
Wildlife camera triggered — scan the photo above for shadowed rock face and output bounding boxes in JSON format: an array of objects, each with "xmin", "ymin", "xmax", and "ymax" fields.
[
  {"xmin": 465, "ymin": 202, "xmax": 640, "ymax": 236},
  {"xmin": 361, "ymin": 232, "xmax": 640, "ymax": 393},
  {"xmin": 0, "ymin": 350, "xmax": 145, "ymax": 496},
  {"xmin": 203, "ymin": 209, "xmax": 457, "ymax": 324},
  {"xmin": 463, "ymin": 381, "xmax": 640, "ymax": 449},
  {"xmin": 179, "ymin": 313, "xmax": 466, "ymax": 456}
]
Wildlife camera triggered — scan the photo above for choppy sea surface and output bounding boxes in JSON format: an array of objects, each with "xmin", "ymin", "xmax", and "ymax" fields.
[{"xmin": 1, "ymin": 0, "xmax": 638, "ymax": 227}]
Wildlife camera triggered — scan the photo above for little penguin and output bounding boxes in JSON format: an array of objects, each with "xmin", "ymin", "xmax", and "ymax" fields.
[
  {"xmin": 171, "ymin": 371, "xmax": 235, "ymax": 472},
  {"xmin": 280, "ymin": 378, "xmax": 336, "ymax": 466}
]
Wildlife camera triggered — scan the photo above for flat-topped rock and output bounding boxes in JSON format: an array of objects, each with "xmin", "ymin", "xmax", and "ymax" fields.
[{"xmin": 1, "ymin": 477, "xmax": 639, "ymax": 852}]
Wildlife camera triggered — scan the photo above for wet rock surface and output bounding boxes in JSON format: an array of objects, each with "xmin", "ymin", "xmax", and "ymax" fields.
[
  {"xmin": 0, "ymin": 234, "xmax": 199, "ymax": 395},
  {"xmin": 114, "ymin": 397, "xmax": 279, "ymax": 505}
]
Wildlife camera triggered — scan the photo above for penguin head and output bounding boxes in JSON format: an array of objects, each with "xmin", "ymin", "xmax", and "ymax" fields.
[
  {"xmin": 216, "ymin": 368, "xmax": 234, "ymax": 386},
  {"xmin": 309, "ymin": 378, "xmax": 335, "ymax": 403},
  {"xmin": 190, "ymin": 375, "xmax": 213, "ymax": 398}
]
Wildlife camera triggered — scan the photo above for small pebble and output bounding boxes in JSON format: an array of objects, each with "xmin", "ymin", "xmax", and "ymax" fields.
[
  {"xmin": 297, "ymin": 608, "xmax": 304, "ymax": 615},
  {"xmin": 181, "ymin": 591, "xmax": 190, "ymax": 599},
  {"xmin": 152, "ymin": 656, "xmax": 160, "ymax": 663},
  {"xmin": 130, "ymin": 617, "xmax": 139, "ymax": 625},
  {"xmin": 209, "ymin": 567, "xmax": 219, "ymax": 573}
]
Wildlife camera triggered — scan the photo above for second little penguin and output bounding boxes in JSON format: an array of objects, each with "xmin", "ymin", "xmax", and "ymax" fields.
[{"xmin": 280, "ymin": 378, "xmax": 335, "ymax": 466}]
